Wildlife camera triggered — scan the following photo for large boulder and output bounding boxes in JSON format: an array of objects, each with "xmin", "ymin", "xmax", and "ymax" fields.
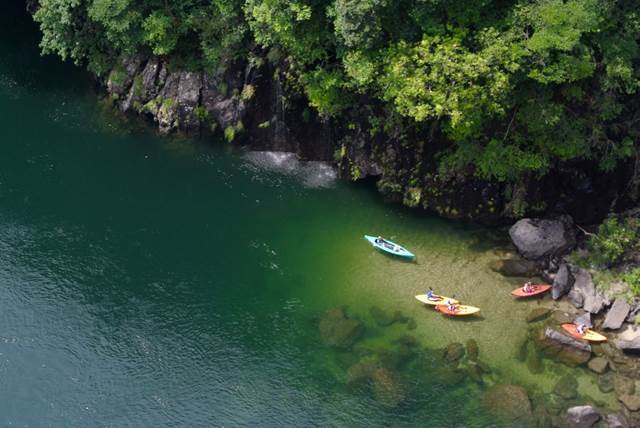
[
  {"xmin": 318, "ymin": 307, "xmax": 365, "ymax": 349},
  {"xmin": 566, "ymin": 405, "xmax": 601, "ymax": 428},
  {"xmin": 509, "ymin": 216, "xmax": 576, "ymax": 260},
  {"xmin": 553, "ymin": 264, "xmax": 575, "ymax": 299},
  {"xmin": 482, "ymin": 384, "xmax": 533, "ymax": 426},
  {"xmin": 536, "ymin": 327, "xmax": 591, "ymax": 365},
  {"xmin": 603, "ymin": 299, "xmax": 631, "ymax": 330},
  {"xmin": 489, "ymin": 259, "xmax": 539, "ymax": 277},
  {"xmin": 615, "ymin": 325, "xmax": 640, "ymax": 353},
  {"xmin": 572, "ymin": 268, "xmax": 606, "ymax": 314}
]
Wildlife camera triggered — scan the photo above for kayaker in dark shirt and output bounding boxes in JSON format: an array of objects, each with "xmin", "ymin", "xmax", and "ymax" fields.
[
  {"xmin": 375, "ymin": 236, "xmax": 385, "ymax": 244},
  {"xmin": 427, "ymin": 290, "xmax": 441, "ymax": 301}
]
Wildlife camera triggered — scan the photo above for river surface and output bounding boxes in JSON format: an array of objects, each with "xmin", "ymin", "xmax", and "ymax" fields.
[{"xmin": 0, "ymin": 4, "xmax": 616, "ymax": 426}]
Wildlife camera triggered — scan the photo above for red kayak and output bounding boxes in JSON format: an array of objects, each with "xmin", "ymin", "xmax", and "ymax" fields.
[{"xmin": 511, "ymin": 284, "xmax": 551, "ymax": 297}]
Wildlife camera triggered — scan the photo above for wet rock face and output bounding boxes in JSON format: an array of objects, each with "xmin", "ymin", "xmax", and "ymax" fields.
[
  {"xmin": 318, "ymin": 307, "xmax": 365, "ymax": 349},
  {"xmin": 536, "ymin": 327, "xmax": 591, "ymax": 366},
  {"xmin": 553, "ymin": 263, "xmax": 575, "ymax": 300},
  {"xmin": 566, "ymin": 405, "xmax": 601, "ymax": 428},
  {"xmin": 509, "ymin": 216, "xmax": 576, "ymax": 260},
  {"xmin": 482, "ymin": 384, "xmax": 533, "ymax": 426}
]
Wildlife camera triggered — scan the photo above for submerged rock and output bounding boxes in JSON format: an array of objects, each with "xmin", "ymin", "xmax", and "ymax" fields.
[
  {"xmin": 603, "ymin": 299, "xmax": 631, "ymax": 330},
  {"xmin": 371, "ymin": 367, "xmax": 405, "ymax": 408},
  {"xmin": 489, "ymin": 258, "xmax": 539, "ymax": 277},
  {"xmin": 566, "ymin": 405, "xmax": 601, "ymax": 428},
  {"xmin": 553, "ymin": 263, "xmax": 575, "ymax": 300},
  {"xmin": 482, "ymin": 384, "xmax": 533, "ymax": 426},
  {"xmin": 527, "ymin": 307, "xmax": 551, "ymax": 323},
  {"xmin": 554, "ymin": 375, "xmax": 578, "ymax": 400},
  {"xmin": 509, "ymin": 216, "xmax": 576, "ymax": 260},
  {"xmin": 466, "ymin": 339, "xmax": 479, "ymax": 361},
  {"xmin": 598, "ymin": 372, "xmax": 614, "ymax": 393},
  {"xmin": 613, "ymin": 375, "xmax": 635, "ymax": 396},
  {"xmin": 369, "ymin": 306, "xmax": 395, "ymax": 327},
  {"xmin": 587, "ymin": 357, "xmax": 609, "ymax": 374},
  {"xmin": 445, "ymin": 342, "xmax": 465, "ymax": 363},
  {"xmin": 536, "ymin": 327, "xmax": 591, "ymax": 366},
  {"xmin": 618, "ymin": 394, "xmax": 640, "ymax": 412},
  {"xmin": 318, "ymin": 307, "xmax": 365, "ymax": 349},
  {"xmin": 346, "ymin": 357, "xmax": 377, "ymax": 387}
]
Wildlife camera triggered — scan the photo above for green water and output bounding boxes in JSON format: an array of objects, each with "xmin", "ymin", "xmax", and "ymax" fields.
[{"xmin": 0, "ymin": 4, "xmax": 617, "ymax": 426}]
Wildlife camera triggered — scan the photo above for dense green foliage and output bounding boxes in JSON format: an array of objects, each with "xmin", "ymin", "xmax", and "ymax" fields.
[
  {"xmin": 586, "ymin": 217, "xmax": 640, "ymax": 267},
  {"xmin": 622, "ymin": 267, "xmax": 640, "ymax": 298},
  {"xmin": 32, "ymin": 0, "xmax": 640, "ymax": 182}
]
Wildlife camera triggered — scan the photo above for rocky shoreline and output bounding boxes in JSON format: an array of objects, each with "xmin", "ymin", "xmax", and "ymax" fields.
[{"xmin": 488, "ymin": 213, "xmax": 640, "ymax": 426}]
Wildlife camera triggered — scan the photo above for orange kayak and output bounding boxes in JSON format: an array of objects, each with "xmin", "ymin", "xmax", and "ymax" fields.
[
  {"xmin": 561, "ymin": 323, "xmax": 607, "ymax": 342},
  {"xmin": 511, "ymin": 284, "xmax": 552, "ymax": 297},
  {"xmin": 435, "ymin": 304, "xmax": 480, "ymax": 316}
]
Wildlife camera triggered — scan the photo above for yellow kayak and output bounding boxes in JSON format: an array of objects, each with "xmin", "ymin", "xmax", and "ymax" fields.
[
  {"xmin": 435, "ymin": 304, "xmax": 481, "ymax": 316},
  {"xmin": 415, "ymin": 294, "xmax": 459, "ymax": 306},
  {"xmin": 562, "ymin": 324, "xmax": 607, "ymax": 342}
]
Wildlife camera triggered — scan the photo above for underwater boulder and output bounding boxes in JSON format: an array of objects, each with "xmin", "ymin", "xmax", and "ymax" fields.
[
  {"xmin": 371, "ymin": 368, "xmax": 405, "ymax": 408},
  {"xmin": 346, "ymin": 357, "xmax": 378, "ymax": 388},
  {"xmin": 482, "ymin": 384, "xmax": 533, "ymax": 426},
  {"xmin": 489, "ymin": 258, "xmax": 539, "ymax": 277},
  {"xmin": 445, "ymin": 342, "xmax": 465, "ymax": 363},
  {"xmin": 369, "ymin": 306, "xmax": 395, "ymax": 327},
  {"xmin": 554, "ymin": 375, "xmax": 578, "ymax": 400},
  {"xmin": 319, "ymin": 307, "xmax": 365, "ymax": 349},
  {"xmin": 536, "ymin": 327, "xmax": 591, "ymax": 366},
  {"xmin": 466, "ymin": 339, "xmax": 479, "ymax": 362}
]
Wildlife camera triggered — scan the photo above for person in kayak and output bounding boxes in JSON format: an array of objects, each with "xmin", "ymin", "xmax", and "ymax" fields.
[
  {"xmin": 446, "ymin": 299, "xmax": 458, "ymax": 313},
  {"xmin": 523, "ymin": 282, "xmax": 534, "ymax": 293},
  {"xmin": 375, "ymin": 236, "xmax": 385, "ymax": 244},
  {"xmin": 576, "ymin": 323, "xmax": 588, "ymax": 335},
  {"xmin": 426, "ymin": 290, "xmax": 441, "ymax": 302}
]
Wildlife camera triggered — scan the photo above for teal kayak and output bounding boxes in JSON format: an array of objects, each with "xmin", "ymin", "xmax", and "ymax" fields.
[{"xmin": 364, "ymin": 235, "xmax": 415, "ymax": 260}]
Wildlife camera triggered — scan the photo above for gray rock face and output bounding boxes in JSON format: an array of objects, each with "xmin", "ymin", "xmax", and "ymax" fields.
[
  {"xmin": 615, "ymin": 325, "xmax": 640, "ymax": 353},
  {"xmin": 566, "ymin": 405, "xmax": 601, "ymax": 428},
  {"xmin": 568, "ymin": 289, "xmax": 585, "ymax": 308},
  {"xmin": 553, "ymin": 263, "xmax": 575, "ymax": 299},
  {"xmin": 509, "ymin": 216, "xmax": 576, "ymax": 260},
  {"xmin": 603, "ymin": 299, "xmax": 631, "ymax": 330},
  {"xmin": 176, "ymin": 71, "xmax": 203, "ymax": 130},
  {"xmin": 536, "ymin": 327, "xmax": 591, "ymax": 366},
  {"xmin": 572, "ymin": 268, "xmax": 606, "ymax": 314}
]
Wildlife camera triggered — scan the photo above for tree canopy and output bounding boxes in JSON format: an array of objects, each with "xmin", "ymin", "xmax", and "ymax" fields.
[{"xmin": 33, "ymin": 0, "xmax": 640, "ymax": 183}]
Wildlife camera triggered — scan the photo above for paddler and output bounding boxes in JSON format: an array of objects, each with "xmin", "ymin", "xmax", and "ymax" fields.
[
  {"xmin": 426, "ymin": 290, "xmax": 441, "ymax": 302},
  {"xmin": 446, "ymin": 299, "xmax": 458, "ymax": 313},
  {"xmin": 576, "ymin": 323, "xmax": 588, "ymax": 335},
  {"xmin": 523, "ymin": 281, "xmax": 534, "ymax": 293}
]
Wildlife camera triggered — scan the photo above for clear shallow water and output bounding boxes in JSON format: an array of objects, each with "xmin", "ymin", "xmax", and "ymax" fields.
[{"xmin": 0, "ymin": 4, "xmax": 617, "ymax": 426}]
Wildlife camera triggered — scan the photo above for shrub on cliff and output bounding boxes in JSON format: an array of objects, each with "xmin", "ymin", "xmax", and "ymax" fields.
[{"xmin": 587, "ymin": 217, "xmax": 639, "ymax": 267}]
